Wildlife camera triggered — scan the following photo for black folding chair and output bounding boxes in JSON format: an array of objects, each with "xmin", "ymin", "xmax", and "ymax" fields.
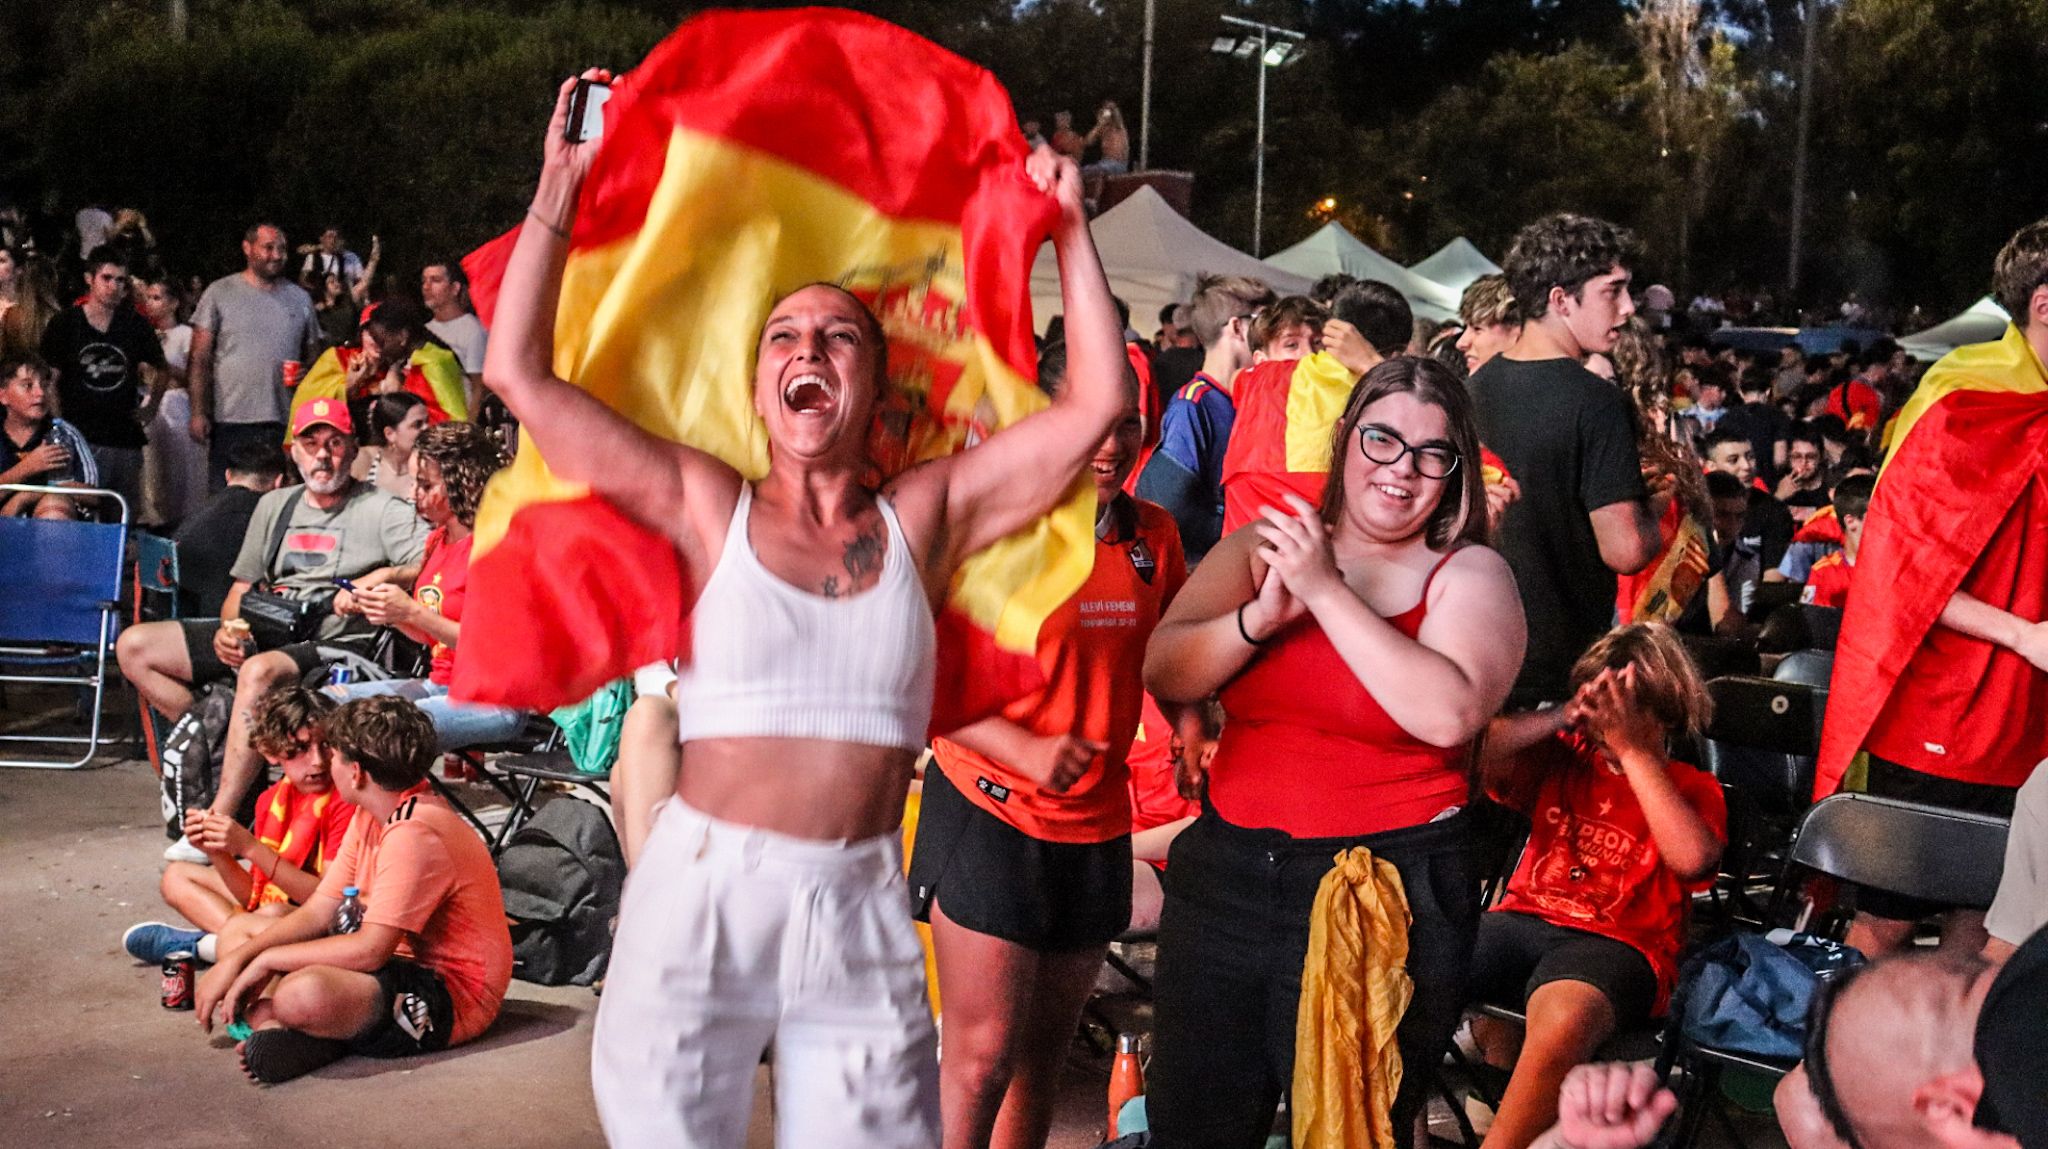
[
  {"xmin": 1700, "ymin": 676, "xmax": 1826, "ymax": 924},
  {"xmin": 1771, "ymin": 648, "xmax": 1833, "ymax": 690},
  {"xmin": 1770, "ymin": 792, "xmax": 2009, "ymax": 923}
]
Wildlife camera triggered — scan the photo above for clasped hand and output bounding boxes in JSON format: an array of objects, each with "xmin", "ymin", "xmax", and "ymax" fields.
[{"xmin": 1243, "ymin": 495, "xmax": 1342, "ymax": 638}]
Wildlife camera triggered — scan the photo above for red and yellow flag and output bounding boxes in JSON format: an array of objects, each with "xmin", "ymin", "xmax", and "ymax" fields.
[
  {"xmin": 1220, "ymin": 354, "xmax": 1511, "ymax": 533},
  {"xmin": 452, "ymin": 9, "xmax": 1083, "ymax": 722},
  {"xmin": 1817, "ymin": 324, "xmax": 2048, "ymax": 795},
  {"xmin": 291, "ymin": 343, "xmax": 469, "ymax": 427}
]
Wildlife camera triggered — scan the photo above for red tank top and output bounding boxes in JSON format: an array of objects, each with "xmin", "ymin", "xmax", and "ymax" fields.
[{"xmin": 1209, "ymin": 554, "xmax": 1471, "ymax": 838}]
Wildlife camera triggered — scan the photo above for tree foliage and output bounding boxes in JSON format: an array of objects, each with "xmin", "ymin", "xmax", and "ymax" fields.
[{"xmin": 6, "ymin": 0, "xmax": 2047, "ymax": 311}]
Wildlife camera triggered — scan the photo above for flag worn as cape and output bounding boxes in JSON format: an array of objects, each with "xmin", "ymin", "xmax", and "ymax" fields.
[
  {"xmin": 453, "ymin": 9, "xmax": 1080, "ymax": 723},
  {"xmin": 1220, "ymin": 354, "xmax": 1513, "ymax": 534},
  {"xmin": 1817, "ymin": 324, "xmax": 2048, "ymax": 795}
]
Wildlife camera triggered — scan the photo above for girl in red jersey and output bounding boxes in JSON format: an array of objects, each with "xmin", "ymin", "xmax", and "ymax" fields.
[
  {"xmin": 1143, "ymin": 356, "xmax": 1527, "ymax": 1147},
  {"xmin": 1467, "ymin": 623, "xmax": 1725, "ymax": 1149},
  {"xmin": 909, "ymin": 339, "xmax": 1196, "ymax": 1149}
]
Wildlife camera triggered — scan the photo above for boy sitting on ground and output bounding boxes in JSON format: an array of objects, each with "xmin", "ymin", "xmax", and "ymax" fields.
[
  {"xmin": 193, "ymin": 695, "xmax": 513, "ymax": 1084},
  {"xmin": 124, "ymin": 686, "xmax": 355, "ymax": 967},
  {"xmin": 1463, "ymin": 623, "xmax": 1727, "ymax": 1149}
]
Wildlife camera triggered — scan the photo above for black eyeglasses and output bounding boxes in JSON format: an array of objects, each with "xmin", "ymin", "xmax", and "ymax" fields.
[
  {"xmin": 1803, "ymin": 966, "xmax": 1870, "ymax": 1149},
  {"xmin": 1358, "ymin": 424, "xmax": 1461, "ymax": 480}
]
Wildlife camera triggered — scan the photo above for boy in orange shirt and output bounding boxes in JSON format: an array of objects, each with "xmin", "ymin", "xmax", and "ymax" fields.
[
  {"xmin": 1801, "ymin": 473, "xmax": 1873, "ymax": 609},
  {"xmin": 124, "ymin": 687, "xmax": 354, "ymax": 968},
  {"xmin": 194, "ymin": 695, "xmax": 513, "ymax": 1084}
]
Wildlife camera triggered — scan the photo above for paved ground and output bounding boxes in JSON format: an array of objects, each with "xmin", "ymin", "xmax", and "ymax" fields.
[
  {"xmin": 0, "ymin": 696, "xmax": 1779, "ymax": 1149},
  {"xmin": 0, "ymin": 693, "xmax": 1114, "ymax": 1149}
]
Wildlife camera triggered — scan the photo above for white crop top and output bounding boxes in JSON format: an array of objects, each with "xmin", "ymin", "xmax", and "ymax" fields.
[{"xmin": 673, "ymin": 485, "xmax": 936, "ymax": 752}]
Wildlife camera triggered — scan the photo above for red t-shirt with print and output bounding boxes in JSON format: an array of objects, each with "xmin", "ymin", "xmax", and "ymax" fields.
[{"xmin": 1489, "ymin": 729, "xmax": 1728, "ymax": 1012}]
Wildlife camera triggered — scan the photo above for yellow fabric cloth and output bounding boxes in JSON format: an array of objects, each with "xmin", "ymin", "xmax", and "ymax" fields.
[{"xmin": 1292, "ymin": 846, "xmax": 1414, "ymax": 1149}]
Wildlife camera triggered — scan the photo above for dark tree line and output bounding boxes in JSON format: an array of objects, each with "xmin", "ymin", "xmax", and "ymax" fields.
[{"xmin": 5, "ymin": 0, "xmax": 2047, "ymax": 314}]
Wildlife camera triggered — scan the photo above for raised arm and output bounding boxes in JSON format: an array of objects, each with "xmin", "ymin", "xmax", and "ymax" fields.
[
  {"xmin": 901, "ymin": 150, "xmax": 1127, "ymax": 568},
  {"xmin": 484, "ymin": 70, "xmax": 735, "ymax": 550}
]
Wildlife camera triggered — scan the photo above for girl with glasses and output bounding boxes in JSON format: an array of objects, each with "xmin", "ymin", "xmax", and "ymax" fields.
[{"xmin": 1142, "ymin": 355, "xmax": 1527, "ymax": 1147}]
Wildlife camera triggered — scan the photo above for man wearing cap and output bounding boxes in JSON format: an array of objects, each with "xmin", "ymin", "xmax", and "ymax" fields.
[{"xmin": 118, "ymin": 398, "xmax": 427, "ymax": 848}]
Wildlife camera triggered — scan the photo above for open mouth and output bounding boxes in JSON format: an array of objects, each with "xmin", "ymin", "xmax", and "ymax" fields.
[
  {"xmin": 782, "ymin": 372, "xmax": 838, "ymax": 417},
  {"xmin": 1371, "ymin": 482, "xmax": 1416, "ymax": 502}
]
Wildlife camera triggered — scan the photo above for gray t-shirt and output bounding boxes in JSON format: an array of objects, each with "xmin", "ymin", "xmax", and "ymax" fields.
[
  {"xmin": 192, "ymin": 273, "xmax": 321, "ymax": 426},
  {"xmin": 428, "ymin": 313, "xmax": 489, "ymax": 374},
  {"xmin": 231, "ymin": 481, "xmax": 428, "ymax": 638}
]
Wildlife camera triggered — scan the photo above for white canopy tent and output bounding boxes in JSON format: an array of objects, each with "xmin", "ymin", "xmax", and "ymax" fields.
[
  {"xmin": 1898, "ymin": 296, "xmax": 2010, "ymax": 361},
  {"xmin": 1408, "ymin": 237, "xmax": 1502, "ymax": 296},
  {"xmin": 1029, "ymin": 186, "xmax": 1313, "ymax": 333},
  {"xmin": 1263, "ymin": 223, "xmax": 1463, "ymax": 323}
]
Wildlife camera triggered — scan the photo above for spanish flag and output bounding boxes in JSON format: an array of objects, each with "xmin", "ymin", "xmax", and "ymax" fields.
[
  {"xmin": 1221, "ymin": 353, "xmax": 1512, "ymax": 533},
  {"xmin": 1817, "ymin": 324, "xmax": 2048, "ymax": 796},
  {"xmin": 451, "ymin": 9, "xmax": 1082, "ymax": 723},
  {"xmin": 291, "ymin": 342, "xmax": 469, "ymax": 427}
]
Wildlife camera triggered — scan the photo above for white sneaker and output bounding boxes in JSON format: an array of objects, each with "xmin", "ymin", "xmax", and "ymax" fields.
[{"xmin": 163, "ymin": 836, "xmax": 207, "ymax": 864}]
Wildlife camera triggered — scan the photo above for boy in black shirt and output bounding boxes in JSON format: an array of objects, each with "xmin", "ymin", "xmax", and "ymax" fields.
[
  {"xmin": 1468, "ymin": 214, "xmax": 1661, "ymax": 706},
  {"xmin": 39, "ymin": 245, "xmax": 167, "ymax": 515}
]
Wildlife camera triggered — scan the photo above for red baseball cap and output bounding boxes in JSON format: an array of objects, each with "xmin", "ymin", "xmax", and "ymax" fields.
[{"xmin": 291, "ymin": 397, "xmax": 353, "ymax": 438}]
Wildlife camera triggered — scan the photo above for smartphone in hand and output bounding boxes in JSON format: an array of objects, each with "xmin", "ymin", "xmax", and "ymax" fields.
[{"xmin": 566, "ymin": 78, "xmax": 611, "ymax": 144}]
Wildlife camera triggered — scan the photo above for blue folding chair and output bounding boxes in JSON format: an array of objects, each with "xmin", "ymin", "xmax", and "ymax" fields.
[{"xmin": 0, "ymin": 484, "xmax": 130, "ymax": 768}]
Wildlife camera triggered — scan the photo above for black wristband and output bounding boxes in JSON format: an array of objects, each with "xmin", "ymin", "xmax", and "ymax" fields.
[{"xmin": 1236, "ymin": 602, "xmax": 1265, "ymax": 646}]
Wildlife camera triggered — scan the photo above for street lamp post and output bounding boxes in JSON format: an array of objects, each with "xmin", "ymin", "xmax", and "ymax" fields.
[{"xmin": 1213, "ymin": 15, "xmax": 1304, "ymax": 257}]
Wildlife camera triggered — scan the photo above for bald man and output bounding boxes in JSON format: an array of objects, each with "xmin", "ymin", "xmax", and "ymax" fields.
[{"xmin": 1797, "ymin": 930, "xmax": 2046, "ymax": 1149}]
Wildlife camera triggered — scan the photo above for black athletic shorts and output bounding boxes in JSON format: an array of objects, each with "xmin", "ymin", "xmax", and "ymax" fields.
[
  {"xmin": 1856, "ymin": 755, "xmax": 2018, "ymax": 922},
  {"xmin": 179, "ymin": 619, "xmax": 324, "ymax": 687},
  {"xmin": 907, "ymin": 763, "xmax": 1132, "ymax": 952},
  {"xmin": 1469, "ymin": 910, "xmax": 1660, "ymax": 1025},
  {"xmin": 349, "ymin": 960, "xmax": 456, "ymax": 1058}
]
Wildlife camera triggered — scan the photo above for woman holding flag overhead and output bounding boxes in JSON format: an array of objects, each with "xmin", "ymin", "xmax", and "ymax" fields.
[{"xmin": 487, "ymin": 63, "xmax": 1129, "ymax": 1149}]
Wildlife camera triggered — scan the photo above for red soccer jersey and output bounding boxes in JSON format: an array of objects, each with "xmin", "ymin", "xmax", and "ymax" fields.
[
  {"xmin": 414, "ymin": 528, "xmax": 471, "ymax": 686},
  {"xmin": 1489, "ymin": 730, "xmax": 1728, "ymax": 1013},
  {"xmin": 244, "ymin": 780, "xmax": 356, "ymax": 911},
  {"xmin": 1802, "ymin": 551, "xmax": 1853, "ymax": 609},
  {"xmin": 933, "ymin": 498, "xmax": 1186, "ymax": 843}
]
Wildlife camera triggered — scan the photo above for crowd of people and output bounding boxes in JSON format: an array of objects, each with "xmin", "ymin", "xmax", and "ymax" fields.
[{"xmin": 13, "ymin": 69, "xmax": 2045, "ymax": 1149}]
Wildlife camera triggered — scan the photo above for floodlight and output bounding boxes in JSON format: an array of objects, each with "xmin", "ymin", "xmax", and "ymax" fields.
[
  {"xmin": 1263, "ymin": 43, "xmax": 1293, "ymax": 67},
  {"xmin": 1234, "ymin": 40, "xmax": 1257, "ymax": 58},
  {"xmin": 1211, "ymin": 36, "xmax": 1238, "ymax": 54}
]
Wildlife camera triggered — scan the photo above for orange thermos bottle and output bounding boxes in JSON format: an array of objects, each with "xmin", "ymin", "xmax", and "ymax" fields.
[{"xmin": 1107, "ymin": 1032, "xmax": 1144, "ymax": 1140}]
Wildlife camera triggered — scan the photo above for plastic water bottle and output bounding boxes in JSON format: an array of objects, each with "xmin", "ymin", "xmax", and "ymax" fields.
[{"xmin": 334, "ymin": 886, "xmax": 364, "ymax": 935}]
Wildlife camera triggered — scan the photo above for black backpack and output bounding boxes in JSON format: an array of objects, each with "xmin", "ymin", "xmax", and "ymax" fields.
[
  {"xmin": 498, "ymin": 796, "xmax": 625, "ymax": 987},
  {"xmin": 158, "ymin": 682, "xmax": 254, "ymax": 838}
]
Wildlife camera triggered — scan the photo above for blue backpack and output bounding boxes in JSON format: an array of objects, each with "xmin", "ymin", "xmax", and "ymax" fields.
[{"xmin": 1677, "ymin": 931, "xmax": 1865, "ymax": 1060}]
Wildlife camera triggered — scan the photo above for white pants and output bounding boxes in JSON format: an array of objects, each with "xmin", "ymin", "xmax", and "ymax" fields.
[{"xmin": 592, "ymin": 797, "xmax": 940, "ymax": 1149}]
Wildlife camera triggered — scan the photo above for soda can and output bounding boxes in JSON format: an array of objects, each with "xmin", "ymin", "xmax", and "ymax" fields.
[
  {"xmin": 281, "ymin": 359, "xmax": 303, "ymax": 390},
  {"xmin": 161, "ymin": 952, "xmax": 195, "ymax": 1010},
  {"xmin": 328, "ymin": 664, "xmax": 355, "ymax": 687}
]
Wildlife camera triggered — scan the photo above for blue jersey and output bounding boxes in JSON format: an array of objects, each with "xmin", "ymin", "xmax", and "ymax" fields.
[{"xmin": 1135, "ymin": 374, "xmax": 1234, "ymax": 563}]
